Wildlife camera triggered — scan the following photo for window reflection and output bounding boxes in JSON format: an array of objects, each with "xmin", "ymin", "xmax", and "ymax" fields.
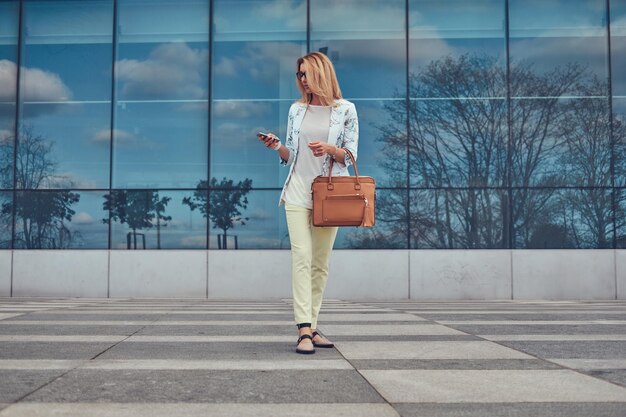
[
  {"xmin": 408, "ymin": 98, "xmax": 508, "ymax": 188},
  {"xmin": 611, "ymin": 0, "xmax": 626, "ymax": 96},
  {"xmin": 13, "ymin": 190, "xmax": 107, "ymax": 249},
  {"xmin": 311, "ymin": 0, "xmax": 405, "ymax": 99},
  {"xmin": 19, "ymin": 1, "xmax": 113, "ymax": 190},
  {"xmin": 210, "ymin": 100, "xmax": 289, "ymax": 188},
  {"xmin": 108, "ymin": 190, "xmax": 206, "ymax": 249},
  {"xmin": 212, "ymin": 0, "xmax": 306, "ymax": 100},
  {"xmin": 617, "ymin": 188, "xmax": 626, "ymax": 248},
  {"xmin": 352, "ymin": 100, "xmax": 406, "ymax": 188},
  {"xmin": 511, "ymin": 97, "xmax": 611, "ymax": 188},
  {"xmin": 113, "ymin": 102, "xmax": 207, "ymax": 188},
  {"xmin": 410, "ymin": 189, "xmax": 509, "ymax": 249},
  {"xmin": 513, "ymin": 188, "xmax": 613, "ymax": 249},
  {"xmin": 114, "ymin": 0, "xmax": 209, "ymax": 189},
  {"xmin": 204, "ymin": 189, "xmax": 284, "ymax": 249},
  {"xmin": 613, "ymin": 100, "xmax": 626, "ymax": 189},
  {"xmin": 0, "ymin": 191, "xmax": 11, "ymax": 248},
  {"xmin": 1, "ymin": 1, "xmax": 20, "ymax": 192},
  {"xmin": 410, "ymin": 0, "xmax": 506, "ymax": 99},
  {"xmin": 509, "ymin": 0, "xmax": 607, "ymax": 97}
]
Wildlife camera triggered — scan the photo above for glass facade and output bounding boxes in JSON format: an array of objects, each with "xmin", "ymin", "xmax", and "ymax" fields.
[{"xmin": 0, "ymin": 0, "xmax": 623, "ymax": 250}]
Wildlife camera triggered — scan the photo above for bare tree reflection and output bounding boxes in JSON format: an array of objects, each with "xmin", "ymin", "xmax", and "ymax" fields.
[
  {"xmin": 183, "ymin": 177, "xmax": 252, "ymax": 249},
  {"xmin": 0, "ymin": 126, "xmax": 81, "ymax": 248},
  {"xmin": 349, "ymin": 53, "xmax": 620, "ymax": 249},
  {"xmin": 103, "ymin": 190, "xmax": 171, "ymax": 249}
]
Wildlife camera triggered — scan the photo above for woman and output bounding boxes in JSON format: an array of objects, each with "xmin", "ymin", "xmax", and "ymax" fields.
[{"xmin": 258, "ymin": 52, "xmax": 358, "ymax": 354}]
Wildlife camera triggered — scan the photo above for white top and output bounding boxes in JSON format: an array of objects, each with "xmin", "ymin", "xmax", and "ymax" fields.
[{"xmin": 283, "ymin": 104, "xmax": 332, "ymax": 209}]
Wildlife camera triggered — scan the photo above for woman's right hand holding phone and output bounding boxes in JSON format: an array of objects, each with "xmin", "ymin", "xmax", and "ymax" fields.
[{"xmin": 258, "ymin": 132, "xmax": 281, "ymax": 150}]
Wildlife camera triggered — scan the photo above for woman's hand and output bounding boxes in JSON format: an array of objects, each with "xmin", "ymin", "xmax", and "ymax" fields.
[
  {"xmin": 308, "ymin": 141, "xmax": 335, "ymax": 158},
  {"xmin": 258, "ymin": 133, "xmax": 280, "ymax": 150}
]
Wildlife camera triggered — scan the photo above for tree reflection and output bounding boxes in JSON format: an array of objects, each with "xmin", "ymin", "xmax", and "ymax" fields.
[
  {"xmin": 103, "ymin": 190, "xmax": 172, "ymax": 249},
  {"xmin": 183, "ymin": 177, "xmax": 252, "ymax": 249},
  {"xmin": 348, "ymin": 53, "xmax": 623, "ymax": 249},
  {"xmin": 0, "ymin": 126, "xmax": 81, "ymax": 248}
]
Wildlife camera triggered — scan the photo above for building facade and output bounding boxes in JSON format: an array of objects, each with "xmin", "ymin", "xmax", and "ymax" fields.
[{"xmin": 0, "ymin": 0, "xmax": 624, "ymax": 299}]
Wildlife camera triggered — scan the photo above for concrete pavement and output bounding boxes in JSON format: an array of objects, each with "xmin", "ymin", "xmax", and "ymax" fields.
[{"xmin": 0, "ymin": 298, "xmax": 625, "ymax": 416}]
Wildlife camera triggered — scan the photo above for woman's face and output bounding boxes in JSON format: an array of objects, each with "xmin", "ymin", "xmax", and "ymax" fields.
[{"xmin": 298, "ymin": 63, "xmax": 311, "ymax": 94}]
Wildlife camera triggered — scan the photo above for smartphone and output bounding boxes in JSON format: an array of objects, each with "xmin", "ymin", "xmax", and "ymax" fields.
[{"xmin": 258, "ymin": 132, "xmax": 278, "ymax": 143}]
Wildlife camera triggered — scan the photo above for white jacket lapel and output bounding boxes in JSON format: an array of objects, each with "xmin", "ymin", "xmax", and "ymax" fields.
[{"xmin": 327, "ymin": 102, "xmax": 345, "ymax": 147}]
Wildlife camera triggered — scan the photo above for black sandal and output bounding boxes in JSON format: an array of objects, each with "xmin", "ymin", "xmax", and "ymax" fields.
[
  {"xmin": 311, "ymin": 331, "xmax": 334, "ymax": 348},
  {"xmin": 296, "ymin": 323, "xmax": 315, "ymax": 355}
]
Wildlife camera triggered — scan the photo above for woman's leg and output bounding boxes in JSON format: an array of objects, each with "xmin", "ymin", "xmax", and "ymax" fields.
[
  {"xmin": 285, "ymin": 203, "xmax": 314, "ymax": 327},
  {"xmin": 310, "ymin": 225, "xmax": 338, "ymax": 330}
]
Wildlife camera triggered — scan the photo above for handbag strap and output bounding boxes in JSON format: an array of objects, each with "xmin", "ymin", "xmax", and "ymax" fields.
[{"xmin": 328, "ymin": 148, "xmax": 360, "ymax": 186}]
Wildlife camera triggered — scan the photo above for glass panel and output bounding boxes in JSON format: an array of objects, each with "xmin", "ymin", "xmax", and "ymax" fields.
[
  {"xmin": 113, "ymin": 0, "xmax": 209, "ymax": 188},
  {"xmin": 109, "ymin": 190, "xmax": 206, "ymax": 249},
  {"xmin": 509, "ymin": 0, "xmax": 608, "ymax": 98},
  {"xmin": 613, "ymin": 98, "xmax": 626, "ymax": 188},
  {"xmin": 513, "ymin": 188, "xmax": 614, "ymax": 249},
  {"xmin": 0, "ymin": 191, "xmax": 11, "ymax": 248},
  {"xmin": 511, "ymin": 98, "xmax": 611, "ymax": 187},
  {"xmin": 336, "ymin": 189, "xmax": 409, "ymax": 249},
  {"xmin": 0, "ymin": 1, "xmax": 20, "ymax": 191},
  {"xmin": 311, "ymin": 0, "xmax": 405, "ymax": 99},
  {"xmin": 212, "ymin": 0, "xmax": 305, "ymax": 100},
  {"xmin": 211, "ymin": 100, "xmax": 289, "ymax": 189},
  {"xmin": 617, "ymin": 188, "xmax": 626, "ymax": 248},
  {"xmin": 410, "ymin": 0, "xmax": 506, "ymax": 99},
  {"xmin": 352, "ymin": 100, "xmax": 407, "ymax": 188},
  {"xmin": 211, "ymin": 0, "xmax": 305, "ymax": 188},
  {"xmin": 19, "ymin": 1, "xmax": 113, "ymax": 189},
  {"xmin": 13, "ymin": 190, "xmax": 108, "ymax": 249},
  {"xmin": 611, "ymin": 0, "xmax": 626, "ymax": 96},
  {"xmin": 408, "ymin": 99, "xmax": 508, "ymax": 188},
  {"xmin": 18, "ymin": 104, "xmax": 111, "ymax": 188},
  {"xmin": 113, "ymin": 102, "xmax": 208, "ymax": 188},
  {"xmin": 207, "ymin": 189, "xmax": 283, "ymax": 249},
  {"xmin": 410, "ymin": 188, "xmax": 509, "ymax": 249}
]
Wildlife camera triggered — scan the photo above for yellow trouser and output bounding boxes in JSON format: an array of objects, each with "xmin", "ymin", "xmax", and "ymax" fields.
[{"xmin": 285, "ymin": 203, "xmax": 338, "ymax": 329}]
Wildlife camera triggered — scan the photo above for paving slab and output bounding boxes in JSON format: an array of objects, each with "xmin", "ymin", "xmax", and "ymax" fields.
[
  {"xmin": 135, "ymin": 325, "xmax": 295, "ymax": 336},
  {"xmin": 23, "ymin": 370, "xmax": 386, "ymax": 403},
  {"xmin": 331, "ymin": 335, "xmax": 482, "ymax": 342},
  {"xmin": 445, "ymin": 324, "xmax": 626, "ymax": 335},
  {"xmin": 0, "ymin": 370, "xmax": 67, "ymax": 402},
  {"xmin": 318, "ymin": 314, "xmax": 426, "ymax": 322},
  {"xmin": 586, "ymin": 369, "xmax": 626, "ymax": 387},
  {"xmin": 420, "ymin": 313, "xmax": 626, "ymax": 321},
  {"xmin": 97, "ymin": 341, "xmax": 343, "ymax": 360},
  {"xmin": 0, "ymin": 403, "xmax": 400, "ymax": 417},
  {"xmin": 498, "ymin": 341, "xmax": 626, "ymax": 359},
  {"xmin": 8, "ymin": 314, "xmax": 168, "ymax": 321},
  {"xmin": 359, "ymin": 370, "xmax": 626, "ymax": 403},
  {"xmin": 0, "ymin": 325, "xmax": 144, "ymax": 336},
  {"xmin": 334, "ymin": 341, "xmax": 532, "ymax": 360},
  {"xmin": 393, "ymin": 403, "xmax": 626, "ymax": 417},
  {"xmin": 548, "ymin": 359, "xmax": 626, "ymax": 370},
  {"xmin": 320, "ymin": 324, "xmax": 466, "ymax": 336},
  {"xmin": 0, "ymin": 314, "xmax": 24, "ymax": 321},
  {"xmin": 350, "ymin": 359, "xmax": 561, "ymax": 370},
  {"xmin": 0, "ymin": 343, "xmax": 118, "ymax": 360}
]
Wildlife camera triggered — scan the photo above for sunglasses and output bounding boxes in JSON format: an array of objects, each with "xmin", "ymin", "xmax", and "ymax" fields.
[{"xmin": 296, "ymin": 71, "xmax": 307, "ymax": 80}]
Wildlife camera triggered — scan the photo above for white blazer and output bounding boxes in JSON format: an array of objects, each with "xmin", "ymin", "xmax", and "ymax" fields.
[{"xmin": 279, "ymin": 99, "xmax": 359, "ymax": 205}]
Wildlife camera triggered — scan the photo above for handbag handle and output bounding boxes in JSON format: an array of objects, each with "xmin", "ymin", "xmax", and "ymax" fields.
[{"xmin": 327, "ymin": 148, "xmax": 360, "ymax": 188}]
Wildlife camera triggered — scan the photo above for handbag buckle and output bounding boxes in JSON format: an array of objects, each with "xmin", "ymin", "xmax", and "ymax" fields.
[{"xmin": 327, "ymin": 184, "xmax": 334, "ymax": 191}]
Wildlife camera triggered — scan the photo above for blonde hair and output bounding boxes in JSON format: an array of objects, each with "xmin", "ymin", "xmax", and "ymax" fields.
[{"xmin": 296, "ymin": 52, "xmax": 342, "ymax": 106}]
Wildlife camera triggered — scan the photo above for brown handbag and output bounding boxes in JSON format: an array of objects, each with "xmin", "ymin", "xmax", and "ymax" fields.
[{"xmin": 311, "ymin": 149, "xmax": 375, "ymax": 227}]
